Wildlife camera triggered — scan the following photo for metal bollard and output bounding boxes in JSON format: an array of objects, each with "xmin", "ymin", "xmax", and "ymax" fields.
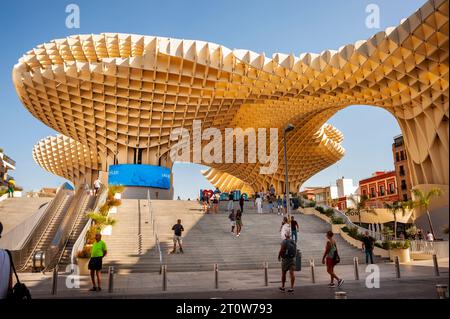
[
  {"xmin": 264, "ymin": 262, "xmax": 268, "ymax": 287},
  {"xmin": 353, "ymin": 257, "xmax": 359, "ymax": 280},
  {"xmin": 436, "ymin": 284, "xmax": 448, "ymax": 299},
  {"xmin": 214, "ymin": 264, "xmax": 219, "ymax": 289},
  {"xmin": 310, "ymin": 258, "xmax": 315, "ymax": 284},
  {"xmin": 433, "ymin": 254, "xmax": 440, "ymax": 277},
  {"xmin": 395, "ymin": 256, "xmax": 401, "ymax": 278},
  {"xmin": 162, "ymin": 265, "xmax": 167, "ymax": 291},
  {"xmin": 335, "ymin": 291, "xmax": 347, "ymax": 299},
  {"xmin": 51, "ymin": 267, "xmax": 58, "ymax": 295},
  {"xmin": 108, "ymin": 266, "xmax": 114, "ymax": 293}
]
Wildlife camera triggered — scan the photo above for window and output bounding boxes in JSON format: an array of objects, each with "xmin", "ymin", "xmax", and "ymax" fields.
[
  {"xmin": 396, "ymin": 152, "xmax": 400, "ymax": 162},
  {"xmin": 389, "ymin": 183, "xmax": 395, "ymax": 194},
  {"xmin": 401, "ymin": 180, "xmax": 407, "ymax": 190},
  {"xmin": 362, "ymin": 189, "xmax": 367, "ymax": 196},
  {"xmin": 403, "ymin": 194, "xmax": 408, "ymax": 201},
  {"xmin": 400, "ymin": 151, "xmax": 405, "ymax": 161},
  {"xmin": 379, "ymin": 186, "xmax": 385, "ymax": 196},
  {"xmin": 370, "ymin": 188, "xmax": 376, "ymax": 198},
  {"xmin": 399, "ymin": 165, "xmax": 405, "ymax": 176}
]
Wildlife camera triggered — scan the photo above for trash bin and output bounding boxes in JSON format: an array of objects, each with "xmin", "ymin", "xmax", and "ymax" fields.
[{"xmin": 295, "ymin": 249, "xmax": 302, "ymax": 271}]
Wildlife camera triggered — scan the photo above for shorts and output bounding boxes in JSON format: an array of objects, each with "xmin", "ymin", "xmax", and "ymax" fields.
[
  {"xmin": 277, "ymin": 204, "xmax": 282, "ymax": 208},
  {"xmin": 88, "ymin": 257, "xmax": 103, "ymax": 271},
  {"xmin": 281, "ymin": 258, "xmax": 295, "ymax": 272},
  {"xmin": 173, "ymin": 235, "xmax": 182, "ymax": 244},
  {"xmin": 230, "ymin": 221, "xmax": 236, "ymax": 226},
  {"xmin": 236, "ymin": 220, "xmax": 242, "ymax": 226},
  {"xmin": 326, "ymin": 257, "xmax": 336, "ymax": 267}
]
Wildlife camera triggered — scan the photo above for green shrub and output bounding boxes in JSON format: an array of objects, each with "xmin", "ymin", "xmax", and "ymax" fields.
[
  {"xmin": 331, "ymin": 216, "xmax": 345, "ymax": 224},
  {"xmin": 315, "ymin": 206, "xmax": 325, "ymax": 214},
  {"xmin": 325, "ymin": 208, "xmax": 335, "ymax": 217},
  {"xmin": 385, "ymin": 240, "xmax": 410, "ymax": 249}
]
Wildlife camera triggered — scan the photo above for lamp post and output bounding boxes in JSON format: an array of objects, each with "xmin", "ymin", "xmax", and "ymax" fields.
[{"xmin": 283, "ymin": 124, "xmax": 295, "ymax": 217}]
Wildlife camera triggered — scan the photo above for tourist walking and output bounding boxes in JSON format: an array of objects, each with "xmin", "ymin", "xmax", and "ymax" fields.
[
  {"xmin": 0, "ymin": 249, "xmax": 11, "ymax": 299},
  {"xmin": 277, "ymin": 195, "xmax": 283, "ymax": 215},
  {"xmin": 227, "ymin": 192, "xmax": 234, "ymax": 212},
  {"xmin": 255, "ymin": 194, "xmax": 263, "ymax": 214},
  {"xmin": 93, "ymin": 177, "xmax": 102, "ymax": 196},
  {"xmin": 212, "ymin": 195, "xmax": 219, "ymax": 214},
  {"xmin": 269, "ymin": 184, "xmax": 275, "ymax": 197},
  {"xmin": 239, "ymin": 194, "xmax": 245, "ymax": 213},
  {"xmin": 278, "ymin": 231, "xmax": 296, "ymax": 293},
  {"xmin": 361, "ymin": 231, "xmax": 375, "ymax": 264},
  {"xmin": 228, "ymin": 209, "xmax": 236, "ymax": 234},
  {"xmin": 235, "ymin": 209, "xmax": 243, "ymax": 237},
  {"xmin": 267, "ymin": 196, "xmax": 274, "ymax": 213},
  {"xmin": 322, "ymin": 231, "xmax": 344, "ymax": 288},
  {"xmin": 283, "ymin": 194, "xmax": 288, "ymax": 216},
  {"xmin": 171, "ymin": 219, "xmax": 185, "ymax": 253},
  {"xmin": 7, "ymin": 180, "xmax": 14, "ymax": 198},
  {"xmin": 290, "ymin": 216, "xmax": 299, "ymax": 243},
  {"xmin": 280, "ymin": 217, "xmax": 291, "ymax": 240},
  {"xmin": 426, "ymin": 231, "xmax": 434, "ymax": 242},
  {"xmin": 88, "ymin": 233, "xmax": 107, "ymax": 291}
]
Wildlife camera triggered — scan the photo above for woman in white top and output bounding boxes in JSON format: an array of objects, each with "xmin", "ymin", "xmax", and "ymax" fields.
[
  {"xmin": 0, "ymin": 249, "xmax": 12, "ymax": 299},
  {"xmin": 255, "ymin": 194, "xmax": 263, "ymax": 214},
  {"xmin": 280, "ymin": 217, "xmax": 291, "ymax": 240}
]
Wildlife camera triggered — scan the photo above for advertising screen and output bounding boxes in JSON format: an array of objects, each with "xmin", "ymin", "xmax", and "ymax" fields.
[{"xmin": 108, "ymin": 164, "xmax": 171, "ymax": 189}]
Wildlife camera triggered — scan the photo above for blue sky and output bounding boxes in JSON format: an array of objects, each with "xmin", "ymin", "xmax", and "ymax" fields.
[{"xmin": 0, "ymin": 0, "xmax": 425, "ymax": 199}]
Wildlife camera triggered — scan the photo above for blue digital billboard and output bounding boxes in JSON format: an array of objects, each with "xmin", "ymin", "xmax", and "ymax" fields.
[{"xmin": 108, "ymin": 164, "xmax": 171, "ymax": 189}]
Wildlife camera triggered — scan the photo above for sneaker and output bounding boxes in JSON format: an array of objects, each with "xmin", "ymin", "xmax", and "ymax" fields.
[
  {"xmin": 236, "ymin": 234, "xmax": 240, "ymax": 237},
  {"xmin": 97, "ymin": 287, "xmax": 102, "ymax": 292},
  {"xmin": 338, "ymin": 279, "xmax": 344, "ymax": 287},
  {"xmin": 287, "ymin": 288, "xmax": 294, "ymax": 293},
  {"xmin": 89, "ymin": 287, "xmax": 97, "ymax": 291},
  {"xmin": 328, "ymin": 283, "xmax": 336, "ymax": 288},
  {"xmin": 279, "ymin": 287, "xmax": 286, "ymax": 292},
  {"xmin": 180, "ymin": 249, "xmax": 184, "ymax": 254}
]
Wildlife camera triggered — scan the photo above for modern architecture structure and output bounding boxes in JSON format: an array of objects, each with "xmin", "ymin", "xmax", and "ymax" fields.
[
  {"xmin": 13, "ymin": 0, "xmax": 448, "ymax": 225},
  {"xmin": 392, "ymin": 135, "xmax": 413, "ymax": 202}
]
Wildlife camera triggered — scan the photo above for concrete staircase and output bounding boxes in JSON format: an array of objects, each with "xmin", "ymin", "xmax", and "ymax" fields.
[
  {"xmin": 103, "ymin": 199, "xmax": 385, "ymax": 273},
  {"xmin": 0, "ymin": 197, "xmax": 51, "ymax": 236},
  {"xmin": 102, "ymin": 199, "xmax": 156, "ymax": 273}
]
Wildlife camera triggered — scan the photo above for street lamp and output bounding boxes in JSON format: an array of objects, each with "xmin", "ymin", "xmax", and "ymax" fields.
[{"xmin": 283, "ymin": 123, "xmax": 295, "ymax": 217}]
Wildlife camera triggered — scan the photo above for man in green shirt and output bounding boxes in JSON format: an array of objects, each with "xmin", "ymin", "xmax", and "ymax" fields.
[{"xmin": 88, "ymin": 233, "xmax": 107, "ymax": 291}]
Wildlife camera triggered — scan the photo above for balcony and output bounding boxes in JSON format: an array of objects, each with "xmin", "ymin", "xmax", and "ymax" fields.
[{"xmin": 0, "ymin": 153, "xmax": 16, "ymax": 169}]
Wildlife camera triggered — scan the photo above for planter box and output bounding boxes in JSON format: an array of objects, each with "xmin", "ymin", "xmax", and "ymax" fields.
[
  {"xmin": 332, "ymin": 224, "xmax": 345, "ymax": 234},
  {"xmin": 76, "ymin": 258, "xmax": 90, "ymax": 275},
  {"xmin": 389, "ymin": 248, "xmax": 411, "ymax": 263}
]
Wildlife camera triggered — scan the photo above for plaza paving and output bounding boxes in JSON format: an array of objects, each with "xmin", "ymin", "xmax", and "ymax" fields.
[{"xmin": 17, "ymin": 258, "xmax": 449, "ymax": 299}]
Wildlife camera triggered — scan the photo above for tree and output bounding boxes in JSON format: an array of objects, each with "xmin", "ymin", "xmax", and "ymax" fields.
[
  {"xmin": 384, "ymin": 201, "xmax": 410, "ymax": 240},
  {"xmin": 411, "ymin": 188, "xmax": 442, "ymax": 240},
  {"xmin": 347, "ymin": 195, "xmax": 376, "ymax": 225}
]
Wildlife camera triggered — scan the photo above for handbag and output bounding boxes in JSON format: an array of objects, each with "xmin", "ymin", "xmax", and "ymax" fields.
[
  {"xmin": 333, "ymin": 245, "xmax": 341, "ymax": 265},
  {"xmin": 5, "ymin": 249, "xmax": 32, "ymax": 301}
]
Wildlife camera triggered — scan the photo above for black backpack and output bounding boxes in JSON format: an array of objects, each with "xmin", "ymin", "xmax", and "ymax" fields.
[
  {"xmin": 5, "ymin": 249, "xmax": 32, "ymax": 301},
  {"xmin": 284, "ymin": 239, "xmax": 297, "ymax": 258}
]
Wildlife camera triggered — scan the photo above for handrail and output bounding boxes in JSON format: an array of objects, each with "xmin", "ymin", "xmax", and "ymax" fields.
[
  {"xmin": 147, "ymin": 190, "xmax": 163, "ymax": 271},
  {"xmin": 43, "ymin": 186, "xmax": 89, "ymax": 271},
  {"xmin": 12, "ymin": 184, "xmax": 71, "ymax": 270},
  {"xmin": 316, "ymin": 204, "xmax": 394, "ymax": 241},
  {"xmin": 70, "ymin": 184, "xmax": 108, "ymax": 269}
]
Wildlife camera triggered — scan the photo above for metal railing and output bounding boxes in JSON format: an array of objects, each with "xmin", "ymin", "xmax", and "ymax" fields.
[
  {"xmin": 70, "ymin": 185, "xmax": 108, "ymax": 269},
  {"xmin": 147, "ymin": 190, "xmax": 163, "ymax": 272},
  {"xmin": 6, "ymin": 184, "xmax": 72, "ymax": 270},
  {"xmin": 410, "ymin": 240, "xmax": 449, "ymax": 258}
]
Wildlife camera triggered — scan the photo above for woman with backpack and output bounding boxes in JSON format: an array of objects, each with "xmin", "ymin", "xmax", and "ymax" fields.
[{"xmin": 322, "ymin": 231, "xmax": 344, "ymax": 288}]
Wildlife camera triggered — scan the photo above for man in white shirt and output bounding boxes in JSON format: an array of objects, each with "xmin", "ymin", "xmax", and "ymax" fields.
[
  {"xmin": 93, "ymin": 178, "xmax": 102, "ymax": 196},
  {"xmin": 426, "ymin": 231, "xmax": 434, "ymax": 242},
  {"xmin": 0, "ymin": 249, "xmax": 12, "ymax": 299},
  {"xmin": 255, "ymin": 194, "xmax": 263, "ymax": 214}
]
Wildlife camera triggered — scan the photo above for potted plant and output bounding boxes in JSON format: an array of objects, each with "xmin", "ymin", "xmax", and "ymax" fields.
[
  {"xmin": 76, "ymin": 245, "xmax": 92, "ymax": 275},
  {"xmin": 388, "ymin": 240, "xmax": 411, "ymax": 263}
]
